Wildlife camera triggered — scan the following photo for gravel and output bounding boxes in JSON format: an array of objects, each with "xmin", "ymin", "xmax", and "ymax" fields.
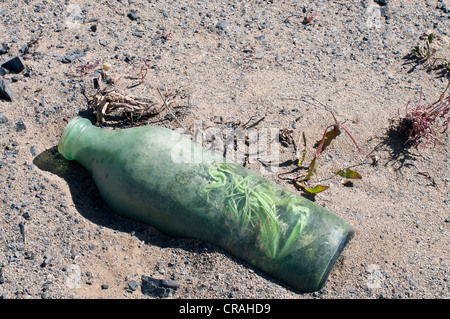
[{"xmin": 0, "ymin": 0, "xmax": 448, "ymax": 300}]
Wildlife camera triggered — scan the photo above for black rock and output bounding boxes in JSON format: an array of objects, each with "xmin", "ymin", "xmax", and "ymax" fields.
[
  {"xmin": 0, "ymin": 43, "xmax": 9, "ymax": 55},
  {"xmin": 127, "ymin": 10, "xmax": 139, "ymax": 21},
  {"xmin": 93, "ymin": 77, "xmax": 99, "ymax": 89},
  {"xmin": 0, "ymin": 80, "xmax": 13, "ymax": 102},
  {"xmin": 0, "ymin": 113, "xmax": 8, "ymax": 123},
  {"xmin": 375, "ymin": 0, "xmax": 388, "ymax": 5},
  {"xmin": 1, "ymin": 56, "xmax": 25, "ymax": 73},
  {"xmin": 141, "ymin": 276, "xmax": 179, "ymax": 298},
  {"xmin": 0, "ymin": 267, "xmax": 5, "ymax": 284},
  {"xmin": 216, "ymin": 21, "xmax": 232, "ymax": 30},
  {"xmin": 0, "ymin": 67, "xmax": 7, "ymax": 76},
  {"xmin": 437, "ymin": 3, "xmax": 450, "ymax": 13},
  {"xmin": 15, "ymin": 120, "xmax": 26, "ymax": 132},
  {"xmin": 22, "ymin": 211, "xmax": 32, "ymax": 220},
  {"xmin": 61, "ymin": 50, "xmax": 86, "ymax": 63},
  {"xmin": 90, "ymin": 25, "xmax": 97, "ymax": 32},
  {"xmin": 23, "ymin": 68, "xmax": 32, "ymax": 77},
  {"xmin": 126, "ymin": 280, "xmax": 139, "ymax": 292}
]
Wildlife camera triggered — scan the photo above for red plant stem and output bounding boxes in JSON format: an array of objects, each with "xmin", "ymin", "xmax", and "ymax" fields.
[
  {"xmin": 315, "ymin": 123, "xmax": 375, "ymax": 164},
  {"xmin": 337, "ymin": 123, "xmax": 376, "ymax": 163},
  {"xmin": 314, "ymin": 124, "xmax": 335, "ymax": 156}
]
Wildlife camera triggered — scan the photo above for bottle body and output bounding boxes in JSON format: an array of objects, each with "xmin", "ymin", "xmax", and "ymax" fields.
[{"xmin": 58, "ymin": 117, "xmax": 354, "ymax": 292}]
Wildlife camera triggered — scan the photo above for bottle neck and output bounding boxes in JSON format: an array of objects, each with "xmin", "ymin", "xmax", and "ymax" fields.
[{"xmin": 58, "ymin": 117, "xmax": 94, "ymax": 160}]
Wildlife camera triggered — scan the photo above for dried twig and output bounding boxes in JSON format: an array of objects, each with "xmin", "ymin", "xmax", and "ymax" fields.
[
  {"xmin": 93, "ymin": 90, "xmax": 160, "ymax": 125},
  {"xmin": 20, "ymin": 28, "xmax": 44, "ymax": 57},
  {"xmin": 157, "ymin": 87, "xmax": 185, "ymax": 129}
]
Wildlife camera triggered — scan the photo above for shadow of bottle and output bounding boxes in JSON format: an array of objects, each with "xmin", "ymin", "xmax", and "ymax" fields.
[{"xmin": 32, "ymin": 145, "xmax": 198, "ymax": 250}]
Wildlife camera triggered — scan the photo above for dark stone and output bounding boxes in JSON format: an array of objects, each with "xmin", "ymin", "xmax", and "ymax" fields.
[
  {"xmin": 0, "ymin": 80, "xmax": 13, "ymax": 102},
  {"xmin": 61, "ymin": 50, "xmax": 86, "ymax": 63},
  {"xmin": 15, "ymin": 120, "xmax": 26, "ymax": 132},
  {"xmin": 0, "ymin": 113, "xmax": 8, "ymax": 123},
  {"xmin": 90, "ymin": 25, "xmax": 97, "ymax": 32},
  {"xmin": 22, "ymin": 211, "xmax": 32, "ymax": 220},
  {"xmin": 126, "ymin": 280, "xmax": 139, "ymax": 292},
  {"xmin": 127, "ymin": 10, "xmax": 139, "ymax": 21},
  {"xmin": 0, "ymin": 67, "xmax": 7, "ymax": 76},
  {"xmin": 93, "ymin": 77, "xmax": 99, "ymax": 89},
  {"xmin": 0, "ymin": 43, "xmax": 9, "ymax": 55},
  {"xmin": 162, "ymin": 278, "xmax": 180, "ymax": 289},
  {"xmin": 375, "ymin": 0, "xmax": 389, "ymax": 6},
  {"xmin": 132, "ymin": 31, "xmax": 144, "ymax": 38},
  {"xmin": 23, "ymin": 68, "xmax": 32, "ymax": 77},
  {"xmin": 0, "ymin": 267, "xmax": 5, "ymax": 284},
  {"xmin": 375, "ymin": 0, "xmax": 388, "ymax": 5},
  {"xmin": 141, "ymin": 276, "xmax": 179, "ymax": 298},
  {"xmin": 215, "ymin": 21, "xmax": 232, "ymax": 30},
  {"xmin": 1, "ymin": 56, "xmax": 25, "ymax": 73}
]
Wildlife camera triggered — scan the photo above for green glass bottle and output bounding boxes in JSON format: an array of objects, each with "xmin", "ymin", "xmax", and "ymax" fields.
[{"xmin": 58, "ymin": 117, "xmax": 354, "ymax": 292}]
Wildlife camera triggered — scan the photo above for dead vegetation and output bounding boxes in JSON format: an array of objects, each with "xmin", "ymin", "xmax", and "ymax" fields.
[{"xmin": 66, "ymin": 60, "xmax": 190, "ymax": 126}]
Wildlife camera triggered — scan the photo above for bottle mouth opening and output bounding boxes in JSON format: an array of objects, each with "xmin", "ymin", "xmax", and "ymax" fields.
[{"xmin": 58, "ymin": 117, "xmax": 89, "ymax": 160}]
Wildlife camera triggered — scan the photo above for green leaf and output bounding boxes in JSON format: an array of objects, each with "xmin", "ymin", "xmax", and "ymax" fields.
[
  {"xmin": 304, "ymin": 156, "xmax": 318, "ymax": 181},
  {"xmin": 277, "ymin": 214, "xmax": 307, "ymax": 259},
  {"xmin": 295, "ymin": 181, "xmax": 329, "ymax": 194},
  {"xmin": 321, "ymin": 125, "xmax": 341, "ymax": 152},
  {"xmin": 297, "ymin": 131, "xmax": 307, "ymax": 166},
  {"xmin": 334, "ymin": 168, "xmax": 362, "ymax": 184}
]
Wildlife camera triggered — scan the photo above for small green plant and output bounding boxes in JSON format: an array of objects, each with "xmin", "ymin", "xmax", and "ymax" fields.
[
  {"xmin": 293, "ymin": 97, "xmax": 376, "ymax": 194},
  {"xmin": 443, "ymin": 59, "xmax": 450, "ymax": 74},
  {"xmin": 131, "ymin": 59, "xmax": 150, "ymax": 83},
  {"xmin": 433, "ymin": 58, "xmax": 450, "ymax": 77},
  {"xmin": 408, "ymin": 33, "xmax": 450, "ymax": 77},
  {"xmin": 411, "ymin": 33, "xmax": 436, "ymax": 64}
]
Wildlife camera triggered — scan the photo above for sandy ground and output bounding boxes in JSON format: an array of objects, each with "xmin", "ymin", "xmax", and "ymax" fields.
[{"xmin": 0, "ymin": 0, "xmax": 449, "ymax": 299}]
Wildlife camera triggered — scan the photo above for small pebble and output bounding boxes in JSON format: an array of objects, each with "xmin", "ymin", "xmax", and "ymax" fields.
[
  {"xmin": 127, "ymin": 10, "xmax": 139, "ymax": 21},
  {"xmin": 126, "ymin": 280, "xmax": 139, "ymax": 292},
  {"xmin": 0, "ymin": 80, "xmax": 13, "ymax": 102}
]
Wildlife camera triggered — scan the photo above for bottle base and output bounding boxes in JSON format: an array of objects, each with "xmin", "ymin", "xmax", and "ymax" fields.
[{"xmin": 316, "ymin": 229, "xmax": 355, "ymax": 291}]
